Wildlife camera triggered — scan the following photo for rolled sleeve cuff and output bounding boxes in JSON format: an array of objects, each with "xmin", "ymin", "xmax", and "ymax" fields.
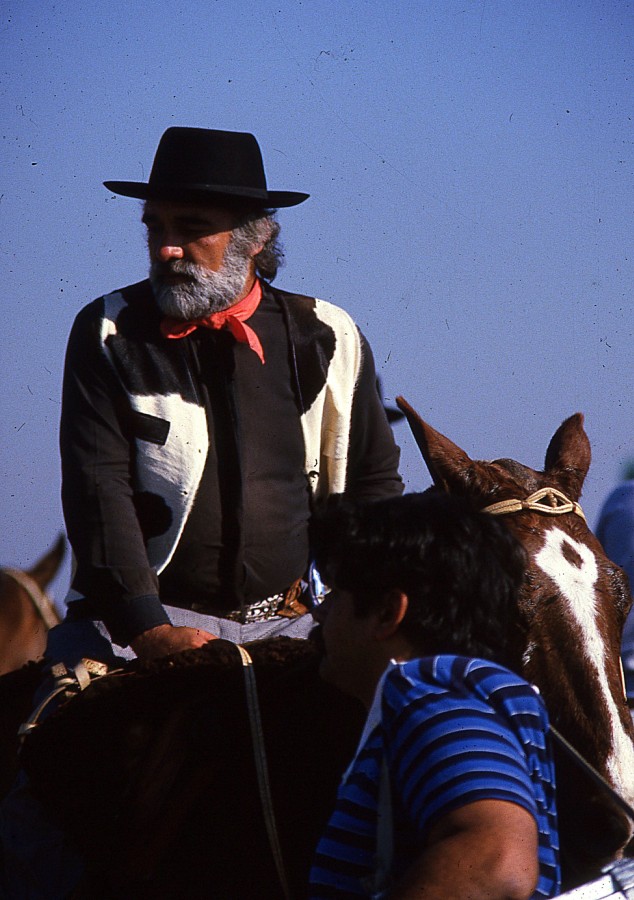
[{"xmin": 104, "ymin": 595, "xmax": 173, "ymax": 648}]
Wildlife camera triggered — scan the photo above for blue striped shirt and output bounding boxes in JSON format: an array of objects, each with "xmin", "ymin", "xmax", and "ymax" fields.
[{"xmin": 309, "ymin": 655, "xmax": 560, "ymax": 898}]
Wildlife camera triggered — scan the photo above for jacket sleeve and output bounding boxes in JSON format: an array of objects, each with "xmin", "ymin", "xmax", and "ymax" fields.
[
  {"xmin": 345, "ymin": 332, "xmax": 404, "ymax": 501},
  {"xmin": 60, "ymin": 302, "xmax": 171, "ymax": 646}
]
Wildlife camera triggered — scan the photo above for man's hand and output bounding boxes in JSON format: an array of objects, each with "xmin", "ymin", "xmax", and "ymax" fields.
[
  {"xmin": 131, "ymin": 623, "xmax": 218, "ymax": 662},
  {"xmin": 390, "ymin": 799, "xmax": 539, "ymax": 900}
]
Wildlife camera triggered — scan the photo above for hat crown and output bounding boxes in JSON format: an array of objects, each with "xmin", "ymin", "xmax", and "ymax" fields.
[
  {"xmin": 103, "ymin": 126, "xmax": 309, "ymax": 208},
  {"xmin": 149, "ymin": 127, "xmax": 267, "ymax": 192}
]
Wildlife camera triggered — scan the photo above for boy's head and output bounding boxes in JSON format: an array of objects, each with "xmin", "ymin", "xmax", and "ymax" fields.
[{"xmin": 310, "ymin": 492, "xmax": 527, "ymax": 702}]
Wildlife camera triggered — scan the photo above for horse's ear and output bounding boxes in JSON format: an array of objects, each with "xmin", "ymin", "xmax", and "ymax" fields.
[
  {"xmin": 28, "ymin": 534, "xmax": 66, "ymax": 590},
  {"xmin": 544, "ymin": 413, "xmax": 591, "ymax": 501},
  {"xmin": 396, "ymin": 396, "xmax": 486, "ymax": 495}
]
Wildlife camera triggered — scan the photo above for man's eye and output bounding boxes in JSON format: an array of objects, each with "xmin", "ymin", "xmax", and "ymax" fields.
[{"xmin": 182, "ymin": 223, "xmax": 212, "ymax": 236}]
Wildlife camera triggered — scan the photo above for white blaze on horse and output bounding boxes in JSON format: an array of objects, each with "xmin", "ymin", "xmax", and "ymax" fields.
[
  {"xmin": 397, "ymin": 398, "xmax": 634, "ymax": 887},
  {"xmin": 0, "ymin": 536, "xmax": 64, "ymax": 676}
]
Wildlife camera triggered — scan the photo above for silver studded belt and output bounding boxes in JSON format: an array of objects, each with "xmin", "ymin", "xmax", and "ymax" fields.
[{"xmin": 224, "ymin": 593, "xmax": 286, "ymax": 624}]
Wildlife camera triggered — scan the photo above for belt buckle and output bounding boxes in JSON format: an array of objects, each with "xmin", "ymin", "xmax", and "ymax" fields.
[{"xmin": 242, "ymin": 594, "xmax": 283, "ymax": 624}]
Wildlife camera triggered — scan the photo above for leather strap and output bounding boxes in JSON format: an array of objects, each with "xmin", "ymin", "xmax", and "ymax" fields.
[
  {"xmin": 549, "ymin": 723, "xmax": 634, "ymax": 823},
  {"xmin": 1, "ymin": 566, "xmax": 61, "ymax": 630},
  {"xmin": 18, "ymin": 658, "xmax": 114, "ymax": 744},
  {"xmin": 237, "ymin": 644, "xmax": 291, "ymax": 899}
]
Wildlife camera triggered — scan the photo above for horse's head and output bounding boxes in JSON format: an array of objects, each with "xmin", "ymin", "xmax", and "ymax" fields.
[
  {"xmin": 0, "ymin": 535, "xmax": 65, "ymax": 676},
  {"xmin": 397, "ymin": 397, "xmax": 634, "ymax": 883}
]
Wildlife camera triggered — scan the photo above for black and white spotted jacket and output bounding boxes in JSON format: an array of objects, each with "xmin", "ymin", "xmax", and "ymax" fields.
[{"xmin": 61, "ymin": 280, "xmax": 402, "ymax": 644}]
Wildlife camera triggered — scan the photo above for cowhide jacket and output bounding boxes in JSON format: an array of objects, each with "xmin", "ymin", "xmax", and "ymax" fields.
[{"xmin": 61, "ymin": 280, "xmax": 402, "ymax": 643}]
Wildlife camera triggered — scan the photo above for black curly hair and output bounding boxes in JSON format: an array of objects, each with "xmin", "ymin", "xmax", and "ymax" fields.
[{"xmin": 310, "ymin": 491, "xmax": 528, "ymax": 670}]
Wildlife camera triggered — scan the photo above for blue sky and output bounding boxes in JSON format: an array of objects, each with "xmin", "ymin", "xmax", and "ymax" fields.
[{"xmin": 2, "ymin": 0, "xmax": 633, "ymax": 605}]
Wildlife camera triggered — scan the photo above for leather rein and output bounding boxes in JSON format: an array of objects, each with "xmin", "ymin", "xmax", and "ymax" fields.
[
  {"xmin": 237, "ymin": 645, "xmax": 291, "ymax": 899},
  {"xmin": 1, "ymin": 566, "xmax": 61, "ymax": 630}
]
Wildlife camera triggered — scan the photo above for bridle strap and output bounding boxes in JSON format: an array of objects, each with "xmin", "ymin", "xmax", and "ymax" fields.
[
  {"xmin": 549, "ymin": 723, "xmax": 634, "ymax": 824},
  {"xmin": 1, "ymin": 567, "xmax": 61, "ymax": 630},
  {"xmin": 482, "ymin": 487, "xmax": 586, "ymax": 523},
  {"xmin": 237, "ymin": 644, "xmax": 291, "ymax": 900}
]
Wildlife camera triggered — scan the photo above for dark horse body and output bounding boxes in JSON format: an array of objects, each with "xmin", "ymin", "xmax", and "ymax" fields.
[
  {"xmin": 0, "ymin": 542, "xmax": 363, "ymax": 898},
  {"xmin": 396, "ymin": 398, "xmax": 634, "ymax": 888}
]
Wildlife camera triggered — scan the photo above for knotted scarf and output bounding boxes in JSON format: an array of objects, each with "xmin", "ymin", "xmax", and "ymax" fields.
[{"xmin": 161, "ymin": 279, "xmax": 265, "ymax": 364}]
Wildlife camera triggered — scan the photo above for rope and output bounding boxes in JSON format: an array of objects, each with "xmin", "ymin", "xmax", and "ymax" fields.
[
  {"xmin": 1, "ymin": 566, "xmax": 61, "ymax": 630},
  {"xmin": 237, "ymin": 645, "xmax": 292, "ymax": 900},
  {"xmin": 482, "ymin": 487, "xmax": 586, "ymax": 522}
]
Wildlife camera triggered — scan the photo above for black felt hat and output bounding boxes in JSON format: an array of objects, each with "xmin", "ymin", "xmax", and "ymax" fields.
[{"xmin": 104, "ymin": 127, "xmax": 309, "ymax": 208}]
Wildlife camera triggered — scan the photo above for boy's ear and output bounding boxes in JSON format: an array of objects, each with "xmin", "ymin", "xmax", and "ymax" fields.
[{"xmin": 375, "ymin": 589, "xmax": 409, "ymax": 640}]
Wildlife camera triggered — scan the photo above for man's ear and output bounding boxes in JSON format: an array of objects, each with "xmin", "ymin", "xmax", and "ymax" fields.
[
  {"xmin": 249, "ymin": 218, "xmax": 273, "ymax": 258},
  {"xmin": 374, "ymin": 589, "xmax": 409, "ymax": 641}
]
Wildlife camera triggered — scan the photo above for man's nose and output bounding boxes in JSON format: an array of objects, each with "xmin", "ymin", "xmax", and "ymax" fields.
[{"xmin": 157, "ymin": 243, "xmax": 184, "ymax": 262}]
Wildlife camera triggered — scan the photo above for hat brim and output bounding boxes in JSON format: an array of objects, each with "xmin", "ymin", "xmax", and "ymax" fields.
[{"xmin": 103, "ymin": 180, "xmax": 309, "ymax": 208}]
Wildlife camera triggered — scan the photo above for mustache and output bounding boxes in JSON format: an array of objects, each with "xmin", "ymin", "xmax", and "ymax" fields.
[{"xmin": 151, "ymin": 260, "xmax": 203, "ymax": 282}]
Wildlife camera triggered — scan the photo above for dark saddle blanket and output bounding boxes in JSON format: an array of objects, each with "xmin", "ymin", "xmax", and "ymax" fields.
[{"xmin": 14, "ymin": 637, "xmax": 364, "ymax": 898}]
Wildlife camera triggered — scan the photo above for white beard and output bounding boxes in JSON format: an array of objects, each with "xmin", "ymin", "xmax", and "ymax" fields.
[{"xmin": 150, "ymin": 237, "xmax": 252, "ymax": 319}]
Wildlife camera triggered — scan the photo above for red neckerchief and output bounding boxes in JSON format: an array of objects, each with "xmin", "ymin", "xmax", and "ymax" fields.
[{"xmin": 160, "ymin": 279, "xmax": 265, "ymax": 364}]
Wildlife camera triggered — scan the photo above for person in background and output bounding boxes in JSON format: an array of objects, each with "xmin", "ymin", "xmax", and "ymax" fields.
[
  {"xmin": 596, "ymin": 460, "xmax": 634, "ymax": 702},
  {"xmin": 307, "ymin": 491, "xmax": 560, "ymax": 899}
]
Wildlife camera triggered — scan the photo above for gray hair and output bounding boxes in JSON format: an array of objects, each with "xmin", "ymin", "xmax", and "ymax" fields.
[{"xmin": 233, "ymin": 210, "xmax": 284, "ymax": 282}]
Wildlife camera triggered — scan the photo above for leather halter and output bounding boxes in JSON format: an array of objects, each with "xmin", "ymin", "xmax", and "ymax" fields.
[
  {"xmin": 1, "ymin": 567, "xmax": 61, "ymax": 630},
  {"xmin": 481, "ymin": 487, "xmax": 586, "ymax": 523}
]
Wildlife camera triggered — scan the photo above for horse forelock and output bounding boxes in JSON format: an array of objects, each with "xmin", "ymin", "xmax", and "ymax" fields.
[{"xmin": 484, "ymin": 456, "xmax": 587, "ymax": 499}]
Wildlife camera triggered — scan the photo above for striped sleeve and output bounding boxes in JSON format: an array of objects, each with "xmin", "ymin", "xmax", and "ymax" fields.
[
  {"xmin": 309, "ymin": 657, "xmax": 560, "ymax": 899},
  {"xmin": 383, "ymin": 658, "xmax": 559, "ymax": 897},
  {"xmin": 309, "ymin": 729, "xmax": 383, "ymax": 897},
  {"xmin": 384, "ymin": 668, "xmax": 535, "ymax": 831}
]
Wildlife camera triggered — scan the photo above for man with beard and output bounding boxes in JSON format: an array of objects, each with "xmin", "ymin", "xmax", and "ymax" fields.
[
  {"xmin": 54, "ymin": 126, "xmax": 403, "ymax": 665},
  {"xmin": 0, "ymin": 128, "xmax": 402, "ymax": 899}
]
